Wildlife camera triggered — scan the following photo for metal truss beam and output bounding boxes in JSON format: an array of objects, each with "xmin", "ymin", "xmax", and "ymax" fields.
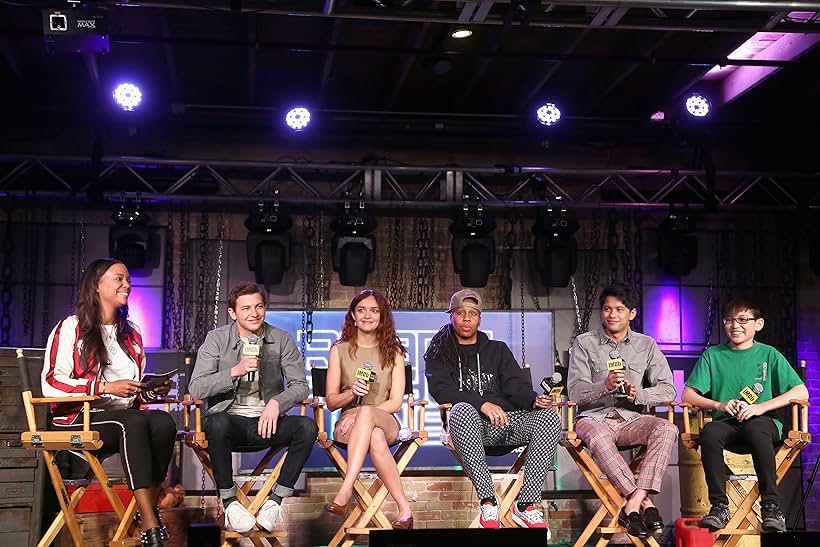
[{"xmin": 0, "ymin": 154, "xmax": 816, "ymax": 212}]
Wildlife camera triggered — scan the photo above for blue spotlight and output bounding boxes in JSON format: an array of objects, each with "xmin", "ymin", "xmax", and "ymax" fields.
[
  {"xmin": 536, "ymin": 102, "xmax": 561, "ymax": 126},
  {"xmin": 684, "ymin": 93, "xmax": 711, "ymax": 118},
  {"xmin": 285, "ymin": 107, "xmax": 311, "ymax": 131},
  {"xmin": 112, "ymin": 83, "xmax": 142, "ymax": 112}
]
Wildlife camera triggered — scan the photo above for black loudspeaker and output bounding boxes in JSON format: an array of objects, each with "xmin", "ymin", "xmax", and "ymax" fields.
[
  {"xmin": 332, "ymin": 234, "xmax": 375, "ymax": 287},
  {"xmin": 535, "ymin": 235, "xmax": 577, "ymax": 287},
  {"xmin": 658, "ymin": 229, "xmax": 697, "ymax": 276},
  {"xmin": 452, "ymin": 235, "xmax": 496, "ymax": 288},
  {"xmin": 371, "ymin": 528, "xmax": 550, "ymax": 547},
  {"xmin": 246, "ymin": 232, "xmax": 290, "ymax": 286},
  {"xmin": 761, "ymin": 532, "xmax": 820, "ymax": 547},
  {"xmin": 109, "ymin": 225, "xmax": 160, "ymax": 275}
]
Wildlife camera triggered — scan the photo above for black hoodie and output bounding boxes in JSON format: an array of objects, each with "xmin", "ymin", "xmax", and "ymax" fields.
[{"xmin": 424, "ymin": 331, "xmax": 536, "ymax": 412}]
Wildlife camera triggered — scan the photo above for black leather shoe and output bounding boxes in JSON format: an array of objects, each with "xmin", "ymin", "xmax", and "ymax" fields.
[
  {"xmin": 140, "ymin": 527, "xmax": 164, "ymax": 547},
  {"xmin": 618, "ymin": 508, "xmax": 647, "ymax": 538},
  {"xmin": 642, "ymin": 506, "xmax": 664, "ymax": 535},
  {"xmin": 134, "ymin": 507, "xmax": 169, "ymax": 541}
]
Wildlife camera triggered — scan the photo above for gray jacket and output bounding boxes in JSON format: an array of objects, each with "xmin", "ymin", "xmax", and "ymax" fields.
[
  {"xmin": 568, "ymin": 326, "xmax": 676, "ymax": 421},
  {"xmin": 189, "ymin": 321, "xmax": 309, "ymax": 415}
]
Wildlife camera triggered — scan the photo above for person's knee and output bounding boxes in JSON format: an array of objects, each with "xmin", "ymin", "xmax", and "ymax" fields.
[
  {"xmin": 150, "ymin": 411, "xmax": 177, "ymax": 438},
  {"xmin": 370, "ymin": 427, "xmax": 388, "ymax": 449},
  {"xmin": 204, "ymin": 412, "xmax": 231, "ymax": 438},
  {"xmin": 532, "ymin": 408, "xmax": 561, "ymax": 431},
  {"xmin": 699, "ymin": 423, "xmax": 723, "ymax": 449},
  {"xmin": 450, "ymin": 402, "xmax": 479, "ymax": 426},
  {"xmin": 293, "ymin": 416, "xmax": 319, "ymax": 442},
  {"xmin": 655, "ymin": 420, "xmax": 679, "ymax": 442}
]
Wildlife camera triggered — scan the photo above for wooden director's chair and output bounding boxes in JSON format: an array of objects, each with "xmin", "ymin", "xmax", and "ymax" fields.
[
  {"xmin": 17, "ymin": 348, "xmax": 143, "ymax": 547},
  {"xmin": 680, "ymin": 382, "xmax": 811, "ymax": 547},
  {"xmin": 438, "ymin": 364, "xmax": 573, "ymax": 529},
  {"xmin": 304, "ymin": 363, "xmax": 428, "ymax": 547},
  {"xmin": 561, "ymin": 402, "xmax": 677, "ymax": 547},
  {"xmin": 181, "ymin": 357, "xmax": 289, "ymax": 547}
]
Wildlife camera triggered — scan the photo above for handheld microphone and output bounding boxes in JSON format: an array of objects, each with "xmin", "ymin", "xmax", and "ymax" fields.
[
  {"xmin": 354, "ymin": 361, "xmax": 376, "ymax": 406},
  {"xmin": 606, "ymin": 349, "xmax": 627, "ymax": 398},
  {"xmin": 540, "ymin": 372, "xmax": 564, "ymax": 397},
  {"xmin": 739, "ymin": 383, "xmax": 764, "ymax": 405},
  {"xmin": 243, "ymin": 334, "xmax": 261, "ymax": 382}
]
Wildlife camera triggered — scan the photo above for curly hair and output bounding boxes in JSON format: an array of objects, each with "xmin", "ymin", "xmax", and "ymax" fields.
[
  {"xmin": 423, "ymin": 322, "xmax": 464, "ymax": 374},
  {"xmin": 336, "ymin": 289, "xmax": 405, "ymax": 370},
  {"xmin": 75, "ymin": 258, "xmax": 134, "ymax": 372}
]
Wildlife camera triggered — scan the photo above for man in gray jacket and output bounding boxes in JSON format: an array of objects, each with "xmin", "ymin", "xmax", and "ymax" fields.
[
  {"xmin": 568, "ymin": 284, "xmax": 677, "ymax": 539},
  {"xmin": 189, "ymin": 282, "xmax": 318, "ymax": 534}
]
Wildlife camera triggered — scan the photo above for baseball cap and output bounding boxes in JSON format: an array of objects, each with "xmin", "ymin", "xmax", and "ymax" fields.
[{"xmin": 448, "ymin": 289, "xmax": 483, "ymax": 313}]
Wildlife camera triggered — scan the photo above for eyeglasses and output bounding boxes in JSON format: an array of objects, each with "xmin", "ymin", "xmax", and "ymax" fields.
[{"xmin": 722, "ymin": 316, "xmax": 757, "ymax": 325}]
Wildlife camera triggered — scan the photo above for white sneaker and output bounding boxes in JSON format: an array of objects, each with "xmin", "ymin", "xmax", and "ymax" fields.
[
  {"xmin": 224, "ymin": 500, "xmax": 256, "ymax": 534},
  {"xmin": 256, "ymin": 499, "xmax": 285, "ymax": 532}
]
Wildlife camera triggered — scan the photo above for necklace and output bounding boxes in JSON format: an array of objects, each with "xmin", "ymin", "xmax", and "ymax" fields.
[{"xmin": 104, "ymin": 325, "xmax": 119, "ymax": 356}]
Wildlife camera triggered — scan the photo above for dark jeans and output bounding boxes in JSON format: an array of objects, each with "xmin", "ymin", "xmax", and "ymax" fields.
[
  {"xmin": 205, "ymin": 412, "xmax": 318, "ymax": 497},
  {"xmin": 53, "ymin": 409, "xmax": 176, "ymax": 490},
  {"xmin": 700, "ymin": 416, "xmax": 781, "ymax": 506}
]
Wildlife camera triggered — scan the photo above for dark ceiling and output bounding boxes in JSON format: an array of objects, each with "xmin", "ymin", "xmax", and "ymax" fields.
[{"xmin": 1, "ymin": 1, "xmax": 819, "ymax": 208}]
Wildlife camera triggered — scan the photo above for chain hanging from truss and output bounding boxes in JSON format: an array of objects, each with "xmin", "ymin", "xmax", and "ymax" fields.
[
  {"xmin": 68, "ymin": 210, "xmax": 78, "ymax": 311},
  {"xmin": 606, "ymin": 212, "xmax": 620, "ymax": 286},
  {"xmin": 40, "ymin": 206, "xmax": 52, "ymax": 346},
  {"xmin": 162, "ymin": 212, "xmax": 175, "ymax": 349},
  {"xmin": 211, "ymin": 216, "xmax": 225, "ymax": 331},
  {"xmin": 194, "ymin": 212, "xmax": 210, "ymax": 350},
  {"xmin": 301, "ymin": 215, "xmax": 319, "ymax": 355},
  {"xmin": 703, "ymin": 229, "xmax": 720, "ymax": 348},
  {"xmin": 22, "ymin": 207, "xmax": 37, "ymax": 344},
  {"xmin": 0, "ymin": 207, "xmax": 13, "ymax": 346},
  {"xmin": 78, "ymin": 215, "xmax": 86, "ymax": 277},
  {"xmin": 317, "ymin": 211, "xmax": 327, "ymax": 309},
  {"xmin": 497, "ymin": 215, "xmax": 516, "ymax": 310},
  {"xmin": 779, "ymin": 221, "xmax": 797, "ymax": 364},
  {"xmin": 412, "ymin": 217, "xmax": 433, "ymax": 309},
  {"xmin": 632, "ymin": 212, "xmax": 643, "ymax": 333},
  {"xmin": 386, "ymin": 217, "xmax": 406, "ymax": 309},
  {"xmin": 580, "ymin": 214, "xmax": 603, "ymax": 333},
  {"xmin": 175, "ymin": 209, "xmax": 189, "ymax": 351}
]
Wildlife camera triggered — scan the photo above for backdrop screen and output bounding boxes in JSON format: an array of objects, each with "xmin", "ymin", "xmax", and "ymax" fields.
[{"xmin": 254, "ymin": 309, "xmax": 555, "ymax": 469}]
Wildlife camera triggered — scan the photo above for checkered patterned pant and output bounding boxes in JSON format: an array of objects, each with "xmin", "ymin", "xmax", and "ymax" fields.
[
  {"xmin": 575, "ymin": 413, "xmax": 678, "ymax": 496},
  {"xmin": 448, "ymin": 402, "xmax": 562, "ymax": 504}
]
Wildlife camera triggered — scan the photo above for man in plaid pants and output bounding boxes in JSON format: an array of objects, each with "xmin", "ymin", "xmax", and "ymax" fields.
[{"xmin": 568, "ymin": 284, "xmax": 678, "ymax": 538}]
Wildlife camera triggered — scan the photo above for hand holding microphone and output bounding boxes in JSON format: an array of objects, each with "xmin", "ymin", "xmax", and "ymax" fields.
[
  {"xmin": 606, "ymin": 350, "xmax": 627, "ymax": 398},
  {"xmin": 736, "ymin": 383, "xmax": 764, "ymax": 422},
  {"xmin": 353, "ymin": 361, "xmax": 376, "ymax": 405},
  {"xmin": 537, "ymin": 372, "xmax": 563, "ymax": 407},
  {"xmin": 233, "ymin": 334, "xmax": 261, "ymax": 381}
]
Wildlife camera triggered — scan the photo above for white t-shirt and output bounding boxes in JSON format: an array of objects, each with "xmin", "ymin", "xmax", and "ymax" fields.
[
  {"xmin": 96, "ymin": 324, "xmax": 139, "ymax": 411},
  {"xmin": 227, "ymin": 334, "xmax": 266, "ymax": 418}
]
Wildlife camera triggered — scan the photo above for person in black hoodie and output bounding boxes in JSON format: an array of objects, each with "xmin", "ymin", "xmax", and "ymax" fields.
[{"xmin": 424, "ymin": 289, "xmax": 561, "ymax": 534}]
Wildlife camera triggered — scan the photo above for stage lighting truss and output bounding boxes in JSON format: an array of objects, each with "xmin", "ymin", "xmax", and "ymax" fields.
[
  {"xmin": 684, "ymin": 93, "xmax": 711, "ymax": 118},
  {"xmin": 112, "ymin": 83, "xmax": 142, "ymax": 112}
]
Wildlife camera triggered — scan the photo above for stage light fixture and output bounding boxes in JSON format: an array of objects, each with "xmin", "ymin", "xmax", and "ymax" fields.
[
  {"xmin": 536, "ymin": 102, "xmax": 561, "ymax": 126},
  {"xmin": 109, "ymin": 198, "xmax": 157, "ymax": 274},
  {"xmin": 112, "ymin": 82, "xmax": 142, "ymax": 112},
  {"xmin": 331, "ymin": 200, "xmax": 377, "ymax": 287},
  {"xmin": 532, "ymin": 202, "xmax": 579, "ymax": 288},
  {"xmin": 684, "ymin": 93, "xmax": 711, "ymax": 118},
  {"xmin": 245, "ymin": 198, "xmax": 293, "ymax": 286},
  {"xmin": 451, "ymin": 28, "xmax": 473, "ymax": 39},
  {"xmin": 451, "ymin": 199, "xmax": 496, "ymax": 288},
  {"xmin": 658, "ymin": 211, "xmax": 698, "ymax": 276},
  {"xmin": 284, "ymin": 106, "xmax": 311, "ymax": 131}
]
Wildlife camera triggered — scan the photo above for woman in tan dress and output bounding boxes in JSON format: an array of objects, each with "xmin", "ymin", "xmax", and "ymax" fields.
[{"xmin": 323, "ymin": 289, "xmax": 413, "ymax": 529}]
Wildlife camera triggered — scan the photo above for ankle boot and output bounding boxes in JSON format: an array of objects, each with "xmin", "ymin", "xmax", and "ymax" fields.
[
  {"xmin": 134, "ymin": 507, "xmax": 169, "ymax": 540},
  {"xmin": 140, "ymin": 527, "xmax": 164, "ymax": 547}
]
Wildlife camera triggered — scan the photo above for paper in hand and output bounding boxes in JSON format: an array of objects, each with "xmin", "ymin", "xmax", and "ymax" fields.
[{"xmin": 142, "ymin": 369, "xmax": 178, "ymax": 391}]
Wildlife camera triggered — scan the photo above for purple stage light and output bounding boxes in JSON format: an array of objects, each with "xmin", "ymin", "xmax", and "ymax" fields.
[
  {"xmin": 285, "ymin": 107, "xmax": 311, "ymax": 131},
  {"xmin": 536, "ymin": 103, "xmax": 561, "ymax": 126},
  {"xmin": 684, "ymin": 93, "xmax": 711, "ymax": 118},
  {"xmin": 112, "ymin": 83, "xmax": 142, "ymax": 112}
]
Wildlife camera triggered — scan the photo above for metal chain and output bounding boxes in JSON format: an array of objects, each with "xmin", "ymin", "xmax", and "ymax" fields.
[
  {"xmin": 520, "ymin": 253, "xmax": 526, "ymax": 366},
  {"xmin": 622, "ymin": 213, "xmax": 634, "ymax": 288},
  {"xmin": 632, "ymin": 213, "xmax": 643, "ymax": 333},
  {"xmin": 40, "ymin": 206, "xmax": 52, "ymax": 346},
  {"xmin": 175, "ymin": 210, "xmax": 189, "ymax": 350},
  {"xmin": 306, "ymin": 215, "xmax": 318, "ymax": 345},
  {"xmin": 194, "ymin": 212, "xmax": 209, "ymax": 350},
  {"xmin": 606, "ymin": 213, "xmax": 619, "ymax": 286},
  {"xmin": 0, "ymin": 208, "xmax": 13, "ymax": 346},
  {"xmin": 317, "ymin": 211, "xmax": 326, "ymax": 309},
  {"xmin": 162, "ymin": 212, "xmax": 175, "ymax": 349},
  {"xmin": 498, "ymin": 216, "xmax": 516, "ymax": 310},
  {"xmin": 200, "ymin": 465, "xmax": 207, "ymax": 511},
  {"xmin": 78, "ymin": 216, "xmax": 86, "ymax": 276},
  {"xmin": 580, "ymin": 215, "xmax": 602, "ymax": 332},
  {"xmin": 570, "ymin": 275, "xmax": 583, "ymax": 338},
  {"xmin": 386, "ymin": 217, "xmax": 403, "ymax": 307},
  {"xmin": 412, "ymin": 217, "xmax": 433, "ymax": 309},
  {"xmin": 22, "ymin": 208, "xmax": 35, "ymax": 341},
  {"xmin": 211, "ymin": 216, "xmax": 225, "ymax": 330},
  {"xmin": 69, "ymin": 210, "xmax": 77, "ymax": 310}
]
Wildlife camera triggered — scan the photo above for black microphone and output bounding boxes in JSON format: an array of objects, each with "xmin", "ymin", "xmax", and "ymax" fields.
[
  {"xmin": 243, "ymin": 334, "xmax": 261, "ymax": 382},
  {"xmin": 540, "ymin": 372, "xmax": 564, "ymax": 397},
  {"xmin": 354, "ymin": 361, "xmax": 376, "ymax": 406}
]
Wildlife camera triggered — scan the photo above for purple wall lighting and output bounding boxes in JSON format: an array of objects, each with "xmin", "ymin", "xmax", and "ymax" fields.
[
  {"xmin": 126, "ymin": 287, "xmax": 162, "ymax": 348},
  {"xmin": 643, "ymin": 284, "xmax": 709, "ymax": 354}
]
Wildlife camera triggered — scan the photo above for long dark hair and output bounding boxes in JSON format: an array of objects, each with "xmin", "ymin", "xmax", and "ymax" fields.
[
  {"xmin": 76, "ymin": 258, "xmax": 134, "ymax": 371},
  {"xmin": 423, "ymin": 322, "xmax": 465, "ymax": 373},
  {"xmin": 336, "ymin": 289, "xmax": 405, "ymax": 370}
]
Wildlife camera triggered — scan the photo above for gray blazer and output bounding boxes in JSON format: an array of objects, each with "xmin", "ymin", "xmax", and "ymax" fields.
[
  {"xmin": 189, "ymin": 321, "xmax": 309, "ymax": 415},
  {"xmin": 568, "ymin": 326, "xmax": 676, "ymax": 421}
]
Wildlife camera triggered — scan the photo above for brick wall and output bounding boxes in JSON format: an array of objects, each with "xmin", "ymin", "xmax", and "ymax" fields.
[{"xmin": 797, "ymin": 247, "xmax": 820, "ymax": 531}]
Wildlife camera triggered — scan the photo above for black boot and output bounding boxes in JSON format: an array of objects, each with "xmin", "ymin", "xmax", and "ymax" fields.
[
  {"xmin": 140, "ymin": 527, "xmax": 164, "ymax": 547},
  {"xmin": 134, "ymin": 507, "xmax": 169, "ymax": 541}
]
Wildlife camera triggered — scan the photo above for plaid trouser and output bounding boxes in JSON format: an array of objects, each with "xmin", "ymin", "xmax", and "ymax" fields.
[{"xmin": 575, "ymin": 413, "xmax": 678, "ymax": 496}]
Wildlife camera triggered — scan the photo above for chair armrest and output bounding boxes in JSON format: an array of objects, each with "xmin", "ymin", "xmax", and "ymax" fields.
[
  {"xmin": 789, "ymin": 399, "xmax": 809, "ymax": 407},
  {"xmin": 181, "ymin": 398, "xmax": 204, "ymax": 406},
  {"xmin": 409, "ymin": 399, "xmax": 428, "ymax": 407},
  {"xmin": 29, "ymin": 395, "xmax": 99, "ymax": 404},
  {"xmin": 789, "ymin": 399, "xmax": 810, "ymax": 434}
]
